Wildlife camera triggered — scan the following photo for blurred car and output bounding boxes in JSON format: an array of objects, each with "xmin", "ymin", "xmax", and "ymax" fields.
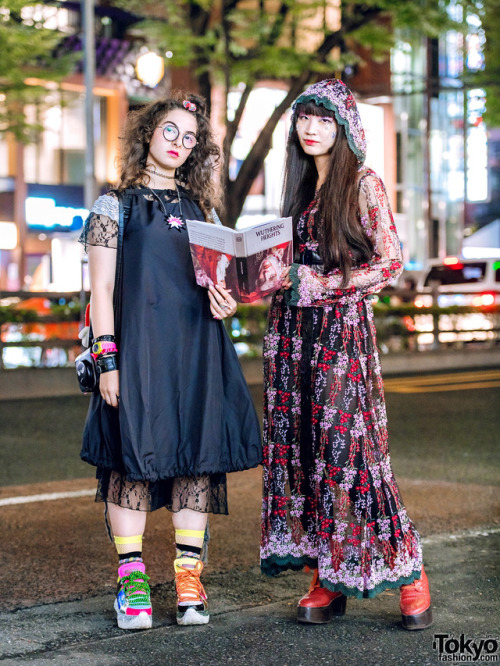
[
  {"xmin": 414, "ymin": 256, "xmax": 500, "ymax": 307},
  {"xmin": 413, "ymin": 256, "xmax": 500, "ymax": 345}
]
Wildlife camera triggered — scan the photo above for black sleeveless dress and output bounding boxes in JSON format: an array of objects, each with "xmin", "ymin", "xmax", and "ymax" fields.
[{"xmin": 79, "ymin": 186, "xmax": 262, "ymax": 514}]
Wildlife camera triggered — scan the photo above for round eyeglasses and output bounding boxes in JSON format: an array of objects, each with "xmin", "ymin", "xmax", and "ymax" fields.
[{"xmin": 160, "ymin": 122, "xmax": 197, "ymax": 149}]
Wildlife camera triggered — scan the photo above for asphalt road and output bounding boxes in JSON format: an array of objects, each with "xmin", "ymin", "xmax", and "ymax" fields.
[
  {"xmin": 1, "ymin": 367, "xmax": 499, "ymax": 665},
  {"xmin": 1, "ymin": 368, "xmax": 499, "ymax": 488}
]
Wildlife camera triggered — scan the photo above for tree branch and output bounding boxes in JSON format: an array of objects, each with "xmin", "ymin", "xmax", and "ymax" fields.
[
  {"xmin": 188, "ymin": 3, "xmax": 211, "ymax": 36},
  {"xmin": 223, "ymin": 80, "xmax": 255, "ymax": 157},
  {"xmin": 225, "ymin": 71, "xmax": 310, "ymax": 223},
  {"xmin": 268, "ymin": 2, "xmax": 291, "ymax": 45},
  {"xmin": 223, "ymin": 0, "xmax": 240, "ymax": 15}
]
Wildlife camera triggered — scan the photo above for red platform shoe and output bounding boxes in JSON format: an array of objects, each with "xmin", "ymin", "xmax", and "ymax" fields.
[
  {"xmin": 297, "ymin": 569, "xmax": 347, "ymax": 624},
  {"xmin": 400, "ymin": 567, "xmax": 433, "ymax": 630}
]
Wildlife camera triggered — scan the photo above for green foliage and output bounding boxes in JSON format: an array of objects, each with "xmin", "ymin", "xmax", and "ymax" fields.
[
  {"xmin": 110, "ymin": 0, "xmax": 483, "ymax": 224},
  {"xmin": 465, "ymin": 0, "xmax": 500, "ymax": 126},
  {"xmin": 0, "ymin": 0, "xmax": 75, "ymax": 140},
  {"xmin": 123, "ymin": 0, "xmax": 465, "ymax": 99},
  {"xmin": 0, "ymin": 306, "xmax": 38, "ymax": 325},
  {"xmin": 221, "ymin": 300, "xmax": 500, "ymax": 353},
  {"xmin": 348, "ymin": 23, "xmax": 395, "ymax": 61},
  {"xmin": 0, "ymin": 300, "xmax": 81, "ymax": 325}
]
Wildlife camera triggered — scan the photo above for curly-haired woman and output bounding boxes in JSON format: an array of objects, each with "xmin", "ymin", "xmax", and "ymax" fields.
[
  {"xmin": 260, "ymin": 79, "xmax": 432, "ymax": 630},
  {"xmin": 80, "ymin": 92, "xmax": 261, "ymax": 629}
]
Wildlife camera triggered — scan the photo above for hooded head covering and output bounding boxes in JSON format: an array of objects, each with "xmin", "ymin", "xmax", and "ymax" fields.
[{"xmin": 291, "ymin": 78, "xmax": 366, "ymax": 165}]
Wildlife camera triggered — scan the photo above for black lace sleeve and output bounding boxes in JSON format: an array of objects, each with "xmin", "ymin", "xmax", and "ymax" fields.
[{"xmin": 78, "ymin": 192, "xmax": 119, "ymax": 252}]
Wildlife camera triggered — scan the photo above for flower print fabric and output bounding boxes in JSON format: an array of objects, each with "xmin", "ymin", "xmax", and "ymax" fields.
[
  {"xmin": 260, "ymin": 169, "xmax": 423, "ymax": 597},
  {"xmin": 286, "ymin": 171, "xmax": 404, "ymax": 307}
]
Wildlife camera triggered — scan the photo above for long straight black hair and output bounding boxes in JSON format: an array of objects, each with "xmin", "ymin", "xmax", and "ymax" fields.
[{"xmin": 282, "ymin": 101, "xmax": 374, "ymax": 286}]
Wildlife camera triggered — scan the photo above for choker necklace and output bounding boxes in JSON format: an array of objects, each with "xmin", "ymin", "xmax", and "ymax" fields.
[
  {"xmin": 144, "ymin": 166, "xmax": 176, "ymax": 181},
  {"xmin": 145, "ymin": 184, "xmax": 185, "ymax": 232}
]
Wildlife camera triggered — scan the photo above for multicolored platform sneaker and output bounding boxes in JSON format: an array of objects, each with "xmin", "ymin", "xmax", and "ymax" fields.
[
  {"xmin": 114, "ymin": 561, "xmax": 152, "ymax": 630},
  {"xmin": 174, "ymin": 557, "xmax": 209, "ymax": 626}
]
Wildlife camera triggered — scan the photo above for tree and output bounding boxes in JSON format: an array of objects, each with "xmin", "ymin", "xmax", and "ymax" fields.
[
  {"xmin": 0, "ymin": 0, "xmax": 74, "ymax": 141},
  {"xmin": 121, "ymin": 0, "xmax": 475, "ymax": 225},
  {"xmin": 467, "ymin": 0, "xmax": 500, "ymax": 126}
]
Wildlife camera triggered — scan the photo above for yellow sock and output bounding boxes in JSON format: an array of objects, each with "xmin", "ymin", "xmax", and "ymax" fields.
[
  {"xmin": 114, "ymin": 534, "xmax": 143, "ymax": 558},
  {"xmin": 175, "ymin": 528, "xmax": 205, "ymax": 566}
]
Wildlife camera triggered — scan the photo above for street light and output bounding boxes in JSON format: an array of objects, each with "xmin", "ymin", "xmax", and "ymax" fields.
[
  {"xmin": 136, "ymin": 51, "xmax": 164, "ymax": 88},
  {"xmin": 81, "ymin": 0, "xmax": 96, "ymax": 211}
]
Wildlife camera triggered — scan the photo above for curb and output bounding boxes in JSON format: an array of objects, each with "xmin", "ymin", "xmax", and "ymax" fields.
[{"xmin": 0, "ymin": 347, "xmax": 499, "ymax": 400}]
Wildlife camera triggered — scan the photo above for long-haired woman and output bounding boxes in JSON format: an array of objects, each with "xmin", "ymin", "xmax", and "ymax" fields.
[
  {"xmin": 260, "ymin": 79, "xmax": 432, "ymax": 630},
  {"xmin": 80, "ymin": 92, "xmax": 261, "ymax": 629}
]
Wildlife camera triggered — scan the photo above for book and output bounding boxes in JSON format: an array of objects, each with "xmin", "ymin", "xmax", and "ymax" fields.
[{"xmin": 185, "ymin": 216, "xmax": 293, "ymax": 303}]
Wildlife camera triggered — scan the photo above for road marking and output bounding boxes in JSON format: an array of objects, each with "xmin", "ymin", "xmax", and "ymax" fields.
[
  {"xmin": 422, "ymin": 525, "xmax": 500, "ymax": 546},
  {"xmin": 384, "ymin": 369, "xmax": 500, "ymax": 385},
  {"xmin": 385, "ymin": 380, "xmax": 500, "ymax": 393},
  {"xmin": 0, "ymin": 488, "xmax": 95, "ymax": 506},
  {"xmin": 384, "ymin": 369, "xmax": 500, "ymax": 393}
]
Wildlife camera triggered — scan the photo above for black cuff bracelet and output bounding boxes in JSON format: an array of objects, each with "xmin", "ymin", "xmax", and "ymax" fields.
[
  {"xmin": 96, "ymin": 354, "xmax": 119, "ymax": 374},
  {"xmin": 93, "ymin": 334, "xmax": 116, "ymax": 343}
]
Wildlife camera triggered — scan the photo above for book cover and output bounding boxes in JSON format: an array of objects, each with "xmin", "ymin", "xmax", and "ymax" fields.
[{"xmin": 186, "ymin": 216, "xmax": 293, "ymax": 302}]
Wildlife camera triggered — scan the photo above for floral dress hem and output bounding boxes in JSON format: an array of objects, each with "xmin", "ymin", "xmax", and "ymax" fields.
[{"xmin": 261, "ymin": 553, "xmax": 422, "ymax": 598}]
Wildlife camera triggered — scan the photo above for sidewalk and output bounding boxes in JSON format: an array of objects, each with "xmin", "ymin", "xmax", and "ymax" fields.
[
  {"xmin": 1, "ymin": 527, "xmax": 499, "ymax": 665},
  {"xmin": 1, "ymin": 346, "xmax": 500, "ymax": 400},
  {"xmin": 240, "ymin": 346, "xmax": 500, "ymax": 386}
]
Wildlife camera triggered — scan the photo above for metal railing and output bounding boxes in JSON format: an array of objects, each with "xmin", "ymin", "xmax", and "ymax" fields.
[
  {"xmin": 0, "ymin": 290, "xmax": 87, "ymax": 370},
  {"xmin": 1, "ymin": 288, "xmax": 499, "ymax": 370}
]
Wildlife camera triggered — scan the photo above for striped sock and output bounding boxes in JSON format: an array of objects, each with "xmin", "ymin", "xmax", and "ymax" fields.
[{"xmin": 175, "ymin": 529, "xmax": 205, "ymax": 568}]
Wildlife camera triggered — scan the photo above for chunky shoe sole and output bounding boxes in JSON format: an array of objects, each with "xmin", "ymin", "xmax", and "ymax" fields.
[
  {"xmin": 401, "ymin": 606, "xmax": 433, "ymax": 631},
  {"xmin": 114, "ymin": 600, "xmax": 152, "ymax": 630},
  {"xmin": 177, "ymin": 607, "xmax": 210, "ymax": 626},
  {"xmin": 297, "ymin": 593, "xmax": 347, "ymax": 624}
]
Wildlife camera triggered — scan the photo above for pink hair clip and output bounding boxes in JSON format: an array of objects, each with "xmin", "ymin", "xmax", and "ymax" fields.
[{"xmin": 183, "ymin": 100, "xmax": 197, "ymax": 112}]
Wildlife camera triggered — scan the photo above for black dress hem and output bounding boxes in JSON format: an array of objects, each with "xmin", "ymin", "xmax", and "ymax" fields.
[{"xmin": 81, "ymin": 453, "xmax": 262, "ymax": 481}]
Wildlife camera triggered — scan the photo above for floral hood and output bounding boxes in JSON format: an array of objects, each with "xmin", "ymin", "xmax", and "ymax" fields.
[{"xmin": 291, "ymin": 78, "xmax": 366, "ymax": 165}]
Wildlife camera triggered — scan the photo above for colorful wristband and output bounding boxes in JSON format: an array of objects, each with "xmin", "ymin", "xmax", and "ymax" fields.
[{"xmin": 91, "ymin": 341, "xmax": 118, "ymax": 359}]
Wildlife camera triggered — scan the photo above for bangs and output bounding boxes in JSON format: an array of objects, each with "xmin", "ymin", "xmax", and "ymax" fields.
[{"xmin": 295, "ymin": 101, "xmax": 335, "ymax": 118}]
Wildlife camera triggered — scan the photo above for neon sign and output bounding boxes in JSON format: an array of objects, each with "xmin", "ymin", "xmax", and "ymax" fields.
[{"xmin": 25, "ymin": 197, "xmax": 88, "ymax": 231}]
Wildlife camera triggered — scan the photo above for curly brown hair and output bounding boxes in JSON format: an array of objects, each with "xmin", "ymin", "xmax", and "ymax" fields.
[{"xmin": 117, "ymin": 91, "xmax": 221, "ymax": 220}]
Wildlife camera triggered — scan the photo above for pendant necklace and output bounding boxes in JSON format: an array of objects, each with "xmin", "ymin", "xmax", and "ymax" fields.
[{"xmin": 145, "ymin": 183, "xmax": 185, "ymax": 231}]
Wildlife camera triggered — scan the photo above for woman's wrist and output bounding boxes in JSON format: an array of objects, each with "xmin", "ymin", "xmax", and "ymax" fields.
[
  {"xmin": 96, "ymin": 354, "xmax": 119, "ymax": 374},
  {"xmin": 285, "ymin": 263, "xmax": 302, "ymax": 306},
  {"xmin": 93, "ymin": 334, "xmax": 116, "ymax": 343},
  {"xmin": 91, "ymin": 334, "xmax": 118, "ymax": 364}
]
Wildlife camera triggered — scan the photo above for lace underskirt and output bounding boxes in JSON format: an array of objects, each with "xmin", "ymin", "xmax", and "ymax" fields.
[{"xmin": 95, "ymin": 468, "xmax": 228, "ymax": 514}]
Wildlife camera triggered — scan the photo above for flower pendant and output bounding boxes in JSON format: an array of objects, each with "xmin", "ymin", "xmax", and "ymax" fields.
[{"xmin": 166, "ymin": 214, "xmax": 184, "ymax": 231}]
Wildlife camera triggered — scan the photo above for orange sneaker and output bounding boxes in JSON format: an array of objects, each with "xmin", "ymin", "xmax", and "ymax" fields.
[
  {"xmin": 297, "ymin": 569, "xmax": 347, "ymax": 624},
  {"xmin": 400, "ymin": 567, "xmax": 433, "ymax": 630},
  {"xmin": 174, "ymin": 557, "xmax": 209, "ymax": 626}
]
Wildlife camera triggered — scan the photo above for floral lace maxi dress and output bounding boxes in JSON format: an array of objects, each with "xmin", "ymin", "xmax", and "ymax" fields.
[{"xmin": 260, "ymin": 170, "xmax": 423, "ymax": 597}]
